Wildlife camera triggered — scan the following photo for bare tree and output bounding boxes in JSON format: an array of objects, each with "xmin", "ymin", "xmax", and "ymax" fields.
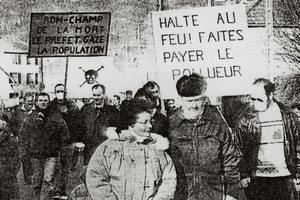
[{"xmin": 274, "ymin": 0, "xmax": 300, "ymax": 71}]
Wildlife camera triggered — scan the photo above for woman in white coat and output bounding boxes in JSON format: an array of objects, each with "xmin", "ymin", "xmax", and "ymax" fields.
[{"xmin": 86, "ymin": 98, "xmax": 176, "ymax": 200}]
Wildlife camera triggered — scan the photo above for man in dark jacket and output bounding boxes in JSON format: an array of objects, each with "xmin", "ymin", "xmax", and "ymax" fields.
[
  {"xmin": 169, "ymin": 73, "xmax": 241, "ymax": 200},
  {"xmin": 10, "ymin": 93, "xmax": 35, "ymax": 137},
  {"xmin": 49, "ymin": 83, "xmax": 81, "ymax": 198},
  {"xmin": 143, "ymin": 81, "xmax": 169, "ymax": 116},
  {"xmin": 238, "ymin": 78, "xmax": 300, "ymax": 200},
  {"xmin": 49, "ymin": 84, "xmax": 81, "ymax": 144},
  {"xmin": 80, "ymin": 84, "xmax": 119, "ymax": 165},
  {"xmin": 120, "ymin": 90, "xmax": 133, "ymax": 112},
  {"xmin": 19, "ymin": 92, "xmax": 69, "ymax": 200},
  {"xmin": 10, "ymin": 93, "xmax": 35, "ymax": 185},
  {"xmin": 0, "ymin": 118, "xmax": 20, "ymax": 200}
]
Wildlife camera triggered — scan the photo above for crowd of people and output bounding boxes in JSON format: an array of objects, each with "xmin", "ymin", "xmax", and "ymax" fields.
[{"xmin": 1, "ymin": 73, "xmax": 300, "ymax": 200}]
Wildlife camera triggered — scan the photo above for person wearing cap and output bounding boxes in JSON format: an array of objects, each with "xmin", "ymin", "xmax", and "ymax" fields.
[{"xmin": 169, "ymin": 73, "xmax": 241, "ymax": 200}]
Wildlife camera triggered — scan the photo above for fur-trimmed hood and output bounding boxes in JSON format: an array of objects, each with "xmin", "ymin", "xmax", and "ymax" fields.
[{"xmin": 106, "ymin": 127, "xmax": 169, "ymax": 150}]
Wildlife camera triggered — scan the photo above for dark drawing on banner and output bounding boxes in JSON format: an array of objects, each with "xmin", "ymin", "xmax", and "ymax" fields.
[{"xmin": 78, "ymin": 65, "xmax": 104, "ymax": 87}]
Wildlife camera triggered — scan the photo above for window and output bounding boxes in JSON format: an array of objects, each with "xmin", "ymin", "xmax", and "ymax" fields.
[
  {"xmin": 35, "ymin": 73, "xmax": 38, "ymax": 84},
  {"xmin": 27, "ymin": 73, "xmax": 34, "ymax": 85},
  {"xmin": 9, "ymin": 73, "xmax": 21, "ymax": 85},
  {"xmin": 27, "ymin": 56, "xmax": 31, "ymax": 65},
  {"xmin": 9, "ymin": 93, "xmax": 19, "ymax": 99},
  {"xmin": 35, "ymin": 58, "xmax": 39, "ymax": 65},
  {"xmin": 27, "ymin": 73, "xmax": 39, "ymax": 85},
  {"xmin": 12, "ymin": 54, "xmax": 21, "ymax": 65}
]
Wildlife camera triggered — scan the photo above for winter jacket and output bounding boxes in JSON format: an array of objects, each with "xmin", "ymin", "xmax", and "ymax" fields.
[
  {"xmin": 49, "ymin": 98, "xmax": 81, "ymax": 144},
  {"xmin": 80, "ymin": 102, "xmax": 119, "ymax": 164},
  {"xmin": 10, "ymin": 104, "xmax": 34, "ymax": 137},
  {"xmin": 86, "ymin": 130, "xmax": 176, "ymax": 200},
  {"xmin": 237, "ymin": 101, "xmax": 300, "ymax": 179},
  {"xmin": 0, "ymin": 118, "xmax": 20, "ymax": 199},
  {"xmin": 151, "ymin": 111, "xmax": 170, "ymax": 138},
  {"xmin": 19, "ymin": 109, "xmax": 70, "ymax": 158},
  {"xmin": 169, "ymin": 105, "xmax": 240, "ymax": 200}
]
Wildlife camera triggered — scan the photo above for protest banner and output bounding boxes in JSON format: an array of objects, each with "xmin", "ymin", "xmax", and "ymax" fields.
[
  {"xmin": 63, "ymin": 56, "xmax": 143, "ymax": 98},
  {"xmin": 29, "ymin": 12, "xmax": 111, "ymax": 57},
  {"xmin": 152, "ymin": 5, "xmax": 266, "ymax": 99},
  {"xmin": 28, "ymin": 12, "xmax": 111, "ymax": 97}
]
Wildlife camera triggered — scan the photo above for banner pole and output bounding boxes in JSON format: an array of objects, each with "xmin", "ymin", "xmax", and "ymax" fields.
[{"xmin": 64, "ymin": 56, "xmax": 69, "ymax": 100}]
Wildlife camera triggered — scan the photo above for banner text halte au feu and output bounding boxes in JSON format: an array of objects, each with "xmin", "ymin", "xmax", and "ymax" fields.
[
  {"xmin": 157, "ymin": 12, "xmax": 244, "ymax": 80},
  {"xmin": 152, "ymin": 5, "xmax": 251, "ymax": 98}
]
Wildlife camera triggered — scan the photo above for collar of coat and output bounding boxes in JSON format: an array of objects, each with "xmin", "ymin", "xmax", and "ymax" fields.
[
  {"xmin": 106, "ymin": 127, "xmax": 169, "ymax": 150},
  {"xmin": 21, "ymin": 104, "xmax": 35, "ymax": 112},
  {"xmin": 170, "ymin": 104, "xmax": 220, "ymax": 128}
]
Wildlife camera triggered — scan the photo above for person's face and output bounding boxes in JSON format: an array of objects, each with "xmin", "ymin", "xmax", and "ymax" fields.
[
  {"xmin": 147, "ymin": 85, "xmax": 160, "ymax": 99},
  {"xmin": 36, "ymin": 95, "xmax": 49, "ymax": 110},
  {"xmin": 55, "ymin": 85, "xmax": 65, "ymax": 100},
  {"xmin": 181, "ymin": 94, "xmax": 207, "ymax": 119},
  {"xmin": 167, "ymin": 99, "xmax": 175, "ymax": 106},
  {"xmin": 112, "ymin": 97, "xmax": 120, "ymax": 106},
  {"xmin": 24, "ymin": 96, "xmax": 34, "ymax": 110},
  {"xmin": 92, "ymin": 87, "xmax": 105, "ymax": 105},
  {"xmin": 130, "ymin": 112, "xmax": 152, "ymax": 139},
  {"xmin": 126, "ymin": 93, "xmax": 132, "ymax": 100},
  {"xmin": 250, "ymin": 84, "xmax": 271, "ymax": 112},
  {"xmin": 82, "ymin": 98, "xmax": 90, "ymax": 104},
  {"xmin": 292, "ymin": 108, "xmax": 300, "ymax": 118}
]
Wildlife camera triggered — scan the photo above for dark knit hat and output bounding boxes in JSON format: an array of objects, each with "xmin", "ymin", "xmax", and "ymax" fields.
[{"xmin": 176, "ymin": 73, "xmax": 207, "ymax": 97}]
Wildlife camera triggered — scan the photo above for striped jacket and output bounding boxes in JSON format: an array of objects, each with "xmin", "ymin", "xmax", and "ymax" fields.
[{"xmin": 237, "ymin": 101, "xmax": 300, "ymax": 179}]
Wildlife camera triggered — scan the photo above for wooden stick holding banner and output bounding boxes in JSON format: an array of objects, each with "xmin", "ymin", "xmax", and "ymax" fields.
[{"xmin": 64, "ymin": 56, "xmax": 69, "ymax": 100}]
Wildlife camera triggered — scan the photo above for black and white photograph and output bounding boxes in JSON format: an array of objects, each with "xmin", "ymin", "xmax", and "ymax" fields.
[{"xmin": 0, "ymin": 0, "xmax": 300, "ymax": 199}]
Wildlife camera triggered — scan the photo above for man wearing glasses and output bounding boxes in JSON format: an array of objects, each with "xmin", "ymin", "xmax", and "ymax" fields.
[
  {"xmin": 239, "ymin": 78, "xmax": 300, "ymax": 199},
  {"xmin": 80, "ymin": 84, "xmax": 119, "ymax": 165},
  {"xmin": 169, "ymin": 73, "xmax": 241, "ymax": 200}
]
